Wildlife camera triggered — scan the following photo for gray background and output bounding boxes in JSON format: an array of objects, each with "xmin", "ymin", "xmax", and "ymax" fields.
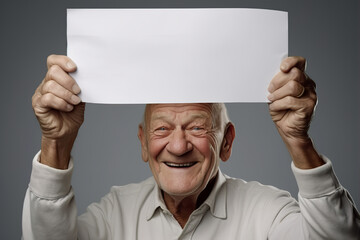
[{"xmin": 1, "ymin": 0, "xmax": 359, "ymax": 239}]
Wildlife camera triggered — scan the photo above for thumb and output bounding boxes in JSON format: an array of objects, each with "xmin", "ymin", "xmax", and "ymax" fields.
[
  {"xmin": 47, "ymin": 54, "xmax": 77, "ymax": 73},
  {"xmin": 280, "ymin": 56, "xmax": 306, "ymax": 73}
]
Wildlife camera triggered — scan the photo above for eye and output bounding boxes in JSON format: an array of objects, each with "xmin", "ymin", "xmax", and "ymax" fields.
[
  {"xmin": 153, "ymin": 126, "xmax": 170, "ymax": 136},
  {"xmin": 155, "ymin": 126, "xmax": 167, "ymax": 131},
  {"xmin": 189, "ymin": 126, "xmax": 207, "ymax": 136}
]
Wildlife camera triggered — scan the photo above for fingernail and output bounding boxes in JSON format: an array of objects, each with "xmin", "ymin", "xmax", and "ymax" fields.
[
  {"xmin": 267, "ymin": 94, "xmax": 274, "ymax": 101},
  {"xmin": 72, "ymin": 84, "xmax": 81, "ymax": 94},
  {"xmin": 281, "ymin": 64, "xmax": 288, "ymax": 71},
  {"xmin": 66, "ymin": 104, "xmax": 74, "ymax": 111},
  {"xmin": 67, "ymin": 61, "xmax": 77, "ymax": 69},
  {"xmin": 71, "ymin": 95, "xmax": 81, "ymax": 104}
]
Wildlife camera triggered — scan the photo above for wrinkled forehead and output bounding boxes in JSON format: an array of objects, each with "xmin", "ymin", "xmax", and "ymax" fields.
[
  {"xmin": 145, "ymin": 103, "xmax": 213, "ymax": 124},
  {"xmin": 142, "ymin": 103, "xmax": 229, "ymax": 135}
]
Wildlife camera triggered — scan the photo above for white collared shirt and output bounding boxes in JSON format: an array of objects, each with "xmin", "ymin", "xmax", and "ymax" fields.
[{"xmin": 22, "ymin": 152, "xmax": 360, "ymax": 239}]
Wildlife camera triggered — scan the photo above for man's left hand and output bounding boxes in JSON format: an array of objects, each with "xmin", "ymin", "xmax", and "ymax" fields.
[{"xmin": 267, "ymin": 56, "xmax": 324, "ymax": 169}]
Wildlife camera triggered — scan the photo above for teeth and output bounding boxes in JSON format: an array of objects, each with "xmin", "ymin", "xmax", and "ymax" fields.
[{"xmin": 165, "ymin": 162, "xmax": 196, "ymax": 168}]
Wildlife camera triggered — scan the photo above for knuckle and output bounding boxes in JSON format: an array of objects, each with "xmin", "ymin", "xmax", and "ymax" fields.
[
  {"xmin": 310, "ymin": 92, "xmax": 318, "ymax": 102},
  {"xmin": 285, "ymin": 96, "xmax": 294, "ymax": 105},
  {"xmin": 290, "ymin": 67, "xmax": 301, "ymax": 76},
  {"xmin": 305, "ymin": 95, "xmax": 317, "ymax": 108},
  {"xmin": 288, "ymin": 80, "xmax": 298, "ymax": 92},
  {"xmin": 41, "ymin": 93, "xmax": 52, "ymax": 105},
  {"xmin": 47, "ymin": 65, "xmax": 60, "ymax": 79},
  {"xmin": 44, "ymin": 80, "xmax": 56, "ymax": 92},
  {"xmin": 47, "ymin": 79, "xmax": 56, "ymax": 89},
  {"xmin": 42, "ymin": 93, "xmax": 61, "ymax": 109},
  {"xmin": 47, "ymin": 54, "xmax": 56, "ymax": 67},
  {"xmin": 305, "ymin": 101, "xmax": 315, "ymax": 113},
  {"xmin": 47, "ymin": 54, "xmax": 54, "ymax": 63},
  {"xmin": 41, "ymin": 93, "xmax": 64, "ymax": 110},
  {"xmin": 31, "ymin": 93, "xmax": 39, "ymax": 108},
  {"xmin": 313, "ymin": 94, "xmax": 318, "ymax": 102},
  {"xmin": 288, "ymin": 68, "xmax": 298, "ymax": 81},
  {"xmin": 34, "ymin": 83, "xmax": 42, "ymax": 94}
]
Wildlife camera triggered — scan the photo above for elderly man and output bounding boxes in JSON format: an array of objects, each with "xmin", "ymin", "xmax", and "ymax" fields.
[{"xmin": 22, "ymin": 55, "xmax": 359, "ymax": 239}]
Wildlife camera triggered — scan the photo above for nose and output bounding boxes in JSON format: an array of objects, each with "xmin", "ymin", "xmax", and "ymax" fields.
[{"xmin": 166, "ymin": 128, "xmax": 193, "ymax": 157}]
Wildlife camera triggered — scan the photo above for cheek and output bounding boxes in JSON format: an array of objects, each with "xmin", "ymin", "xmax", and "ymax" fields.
[
  {"xmin": 148, "ymin": 138, "xmax": 168, "ymax": 160},
  {"xmin": 193, "ymin": 134, "xmax": 222, "ymax": 176},
  {"xmin": 191, "ymin": 137, "xmax": 219, "ymax": 186},
  {"xmin": 194, "ymin": 139, "xmax": 209, "ymax": 154},
  {"xmin": 191, "ymin": 136, "xmax": 215, "ymax": 161}
]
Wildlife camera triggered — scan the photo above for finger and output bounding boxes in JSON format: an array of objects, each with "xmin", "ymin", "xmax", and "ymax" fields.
[
  {"xmin": 47, "ymin": 54, "xmax": 77, "ymax": 73},
  {"xmin": 268, "ymin": 67, "xmax": 306, "ymax": 93},
  {"xmin": 268, "ymin": 80, "xmax": 305, "ymax": 102},
  {"xmin": 268, "ymin": 96, "xmax": 316, "ymax": 113},
  {"xmin": 280, "ymin": 56, "xmax": 306, "ymax": 73},
  {"xmin": 41, "ymin": 80, "xmax": 81, "ymax": 105},
  {"xmin": 38, "ymin": 93, "xmax": 74, "ymax": 112},
  {"xmin": 45, "ymin": 64, "xmax": 81, "ymax": 94}
]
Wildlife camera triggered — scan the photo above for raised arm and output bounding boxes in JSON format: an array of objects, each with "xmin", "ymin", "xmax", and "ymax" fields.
[
  {"xmin": 23, "ymin": 55, "xmax": 84, "ymax": 240},
  {"xmin": 267, "ymin": 56, "xmax": 360, "ymax": 239}
]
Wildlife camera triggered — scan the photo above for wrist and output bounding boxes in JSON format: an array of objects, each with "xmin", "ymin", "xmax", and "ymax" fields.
[
  {"xmin": 40, "ymin": 135, "xmax": 76, "ymax": 169},
  {"xmin": 283, "ymin": 137, "xmax": 325, "ymax": 169}
]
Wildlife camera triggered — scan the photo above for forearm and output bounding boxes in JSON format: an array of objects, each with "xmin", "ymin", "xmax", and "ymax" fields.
[
  {"xmin": 22, "ymin": 152, "xmax": 77, "ymax": 240},
  {"xmin": 270, "ymin": 157, "xmax": 360, "ymax": 239},
  {"xmin": 293, "ymin": 157, "xmax": 360, "ymax": 239}
]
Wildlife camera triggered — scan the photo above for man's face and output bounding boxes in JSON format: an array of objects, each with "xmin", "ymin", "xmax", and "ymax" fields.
[{"xmin": 138, "ymin": 103, "xmax": 231, "ymax": 199}]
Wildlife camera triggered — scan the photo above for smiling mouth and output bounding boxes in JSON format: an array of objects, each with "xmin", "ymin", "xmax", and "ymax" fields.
[{"xmin": 164, "ymin": 162, "xmax": 197, "ymax": 168}]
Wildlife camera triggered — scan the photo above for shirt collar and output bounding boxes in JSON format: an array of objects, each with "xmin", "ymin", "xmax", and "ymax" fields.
[
  {"xmin": 145, "ymin": 169, "xmax": 227, "ymax": 221},
  {"xmin": 203, "ymin": 169, "xmax": 227, "ymax": 219},
  {"xmin": 145, "ymin": 179, "xmax": 168, "ymax": 221}
]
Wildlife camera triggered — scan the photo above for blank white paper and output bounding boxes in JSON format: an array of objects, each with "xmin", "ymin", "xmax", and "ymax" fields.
[{"xmin": 67, "ymin": 8, "xmax": 288, "ymax": 103}]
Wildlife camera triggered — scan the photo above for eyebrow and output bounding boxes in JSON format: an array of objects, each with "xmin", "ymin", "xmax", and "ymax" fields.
[{"xmin": 151, "ymin": 113, "xmax": 210, "ymax": 123}]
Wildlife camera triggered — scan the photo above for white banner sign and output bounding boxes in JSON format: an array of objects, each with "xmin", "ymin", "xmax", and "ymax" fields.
[{"xmin": 67, "ymin": 8, "xmax": 288, "ymax": 103}]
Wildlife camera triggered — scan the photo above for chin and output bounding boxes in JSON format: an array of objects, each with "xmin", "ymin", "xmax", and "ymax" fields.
[{"xmin": 159, "ymin": 178, "xmax": 205, "ymax": 198}]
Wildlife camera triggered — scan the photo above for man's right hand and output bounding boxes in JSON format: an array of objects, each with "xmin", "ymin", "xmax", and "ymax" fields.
[{"xmin": 32, "ymin": 55, "xmax": 85, "ymax": 169}]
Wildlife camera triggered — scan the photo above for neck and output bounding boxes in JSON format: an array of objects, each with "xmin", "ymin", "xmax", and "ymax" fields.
[{"xmin": 162, "ymin": 175, "xmax": 217, "ymax": 228}]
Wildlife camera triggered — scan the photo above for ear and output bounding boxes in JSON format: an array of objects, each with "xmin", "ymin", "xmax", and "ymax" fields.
[
  {"xmin": 220, "ymin": 122, "xmax": 235, "ymax": 162},
  {"xmin": 138, "ymin": 125, "xmax": 149, "ymax": 162}
]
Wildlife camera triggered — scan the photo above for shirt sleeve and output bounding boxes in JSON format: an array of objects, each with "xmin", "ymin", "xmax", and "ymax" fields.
[
  {"xmin": 269, "ymin": 156, "xmax": 360, "ymax": 239},
  {"xmin": 22, "ymin": 151, "xmax": 77, "ymax": 240}
]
